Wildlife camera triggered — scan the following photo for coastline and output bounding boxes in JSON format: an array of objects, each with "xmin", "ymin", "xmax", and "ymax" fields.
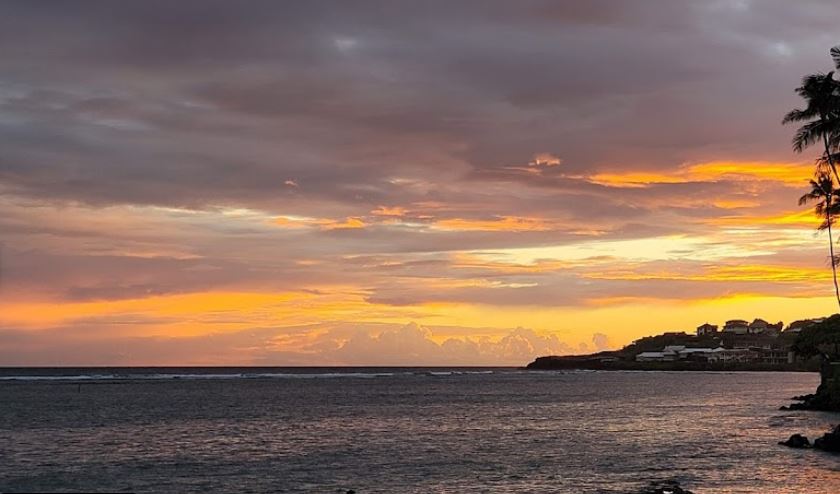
[{"xmin": 526, "ymin": 354, "xmax": 818, "ymax": 372}]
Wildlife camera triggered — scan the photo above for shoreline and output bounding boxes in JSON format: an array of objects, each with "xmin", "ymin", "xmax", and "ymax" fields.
[{"xmin": 526, "ymin": 356, "xmax": 818, "ymax": 372}]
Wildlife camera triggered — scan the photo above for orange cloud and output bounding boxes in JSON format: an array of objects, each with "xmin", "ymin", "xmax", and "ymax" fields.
[
  {"xmin": 589, "ymin": 172, "xmax": 686, "ymax": 188},
  {"xmin": 433, "ymin": 216, "xmax": 552, "ymax": 232},
  {"xmin": 451, "ymin": 252, "xmax": 574, "ymax": 273},
  {"xmin": 590, "ymin": 160, "xmax": 813, "ymax": 188},
  {"xmin": 582, "ymin": 264, "xmax": 830, "ymax": 283},
  {"xmin": 371, "ymin": 206, "xmax": 407, "ymax": 217},
  {"xmin": 688, "ymin": 161, "xmax": 812, "ymax": 185},
  {"xmin": 702, "ymin": 209, "xmax": 819, "ymax": 228},
  {"xmin": 326, "ymin": 217, "xmax": 366, "ymax": 230},
  {"xmin": 274, "ymin": 216, "xmax": 367, "ymax": 230}
]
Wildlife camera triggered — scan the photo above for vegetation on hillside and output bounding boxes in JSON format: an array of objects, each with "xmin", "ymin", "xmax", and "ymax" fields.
[{"xmin": 791, "ymin": 314, "xmax": 840, "ymax": 359}]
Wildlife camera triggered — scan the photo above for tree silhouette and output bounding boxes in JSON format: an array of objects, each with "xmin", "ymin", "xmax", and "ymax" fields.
[
  {"xmin": 782, "ymin": 72, "xmax": 840, "ymax": 181},
  {"xmin": 799, "ymin": 171, "xmax": 840, "ymax": 310},
  {"xmin": 786, "ymin": 46, "xmax": 840, "ymax": 311}
]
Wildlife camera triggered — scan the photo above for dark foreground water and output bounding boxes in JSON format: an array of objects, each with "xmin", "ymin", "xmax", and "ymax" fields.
[{"xmin": 1, "ymin": 368, "xmax": 838, "ymax": 493}]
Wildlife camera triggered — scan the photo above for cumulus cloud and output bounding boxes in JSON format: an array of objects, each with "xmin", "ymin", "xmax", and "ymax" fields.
[
  {"xmin": 329, "ymin": 323, "xmax": 573, "ymax": 366},
  {"xmin": 0, "ymin": 322, "xmax": 575, "ymax": 366},
  {"xmin": 591, "ymin": 332, "xmax": 612, "ymax": 352}
]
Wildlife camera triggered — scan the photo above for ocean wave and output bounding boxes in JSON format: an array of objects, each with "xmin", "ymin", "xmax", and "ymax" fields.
[{"xmin": 0, "ymin": 370, "xmax": 497, "ymax": 382}]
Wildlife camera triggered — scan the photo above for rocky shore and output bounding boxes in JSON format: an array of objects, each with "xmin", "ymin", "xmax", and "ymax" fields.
[
  {"xmin": 780, "ymin": 358, "xmax": 840, "ymax": 411},
  {"xmin": 779, "ymin": 425, "xmax": 840, "ymax": 453}
]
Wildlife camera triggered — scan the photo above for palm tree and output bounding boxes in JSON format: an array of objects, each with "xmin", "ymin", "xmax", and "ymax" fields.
[
  {"xmin": 831, "ymin": 45, "xmax": 840, "ymax": 71},
  {"xmin": 800, "ymin": 170, "xmax": 840, "ymax": 309},
  {"xmin": 782, "ymin": 71, "xmax": 840, "ymax": 182},
  {"xmin": 783, "ymin": 72, "xmax": 840, "ymax": 182}
]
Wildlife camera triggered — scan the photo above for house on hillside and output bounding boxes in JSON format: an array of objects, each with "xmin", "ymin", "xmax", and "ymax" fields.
[
  {"xmin": 748, "ymin": 318, "xmax": 783, "ymax": 335},
  {"xmin": 696, "ymin": 323, "xmax": 718, "ymax": 336},
  {"xmin": 723, "ymin": 319, "xmax": 750, "ymax": 335},
  {"xmin": 705, "ymin": 347, "xmax": 757, "ymax": 363},
  {"xmin": 786, "ymin": 318, "xmax": 825, "ymax": 333}
]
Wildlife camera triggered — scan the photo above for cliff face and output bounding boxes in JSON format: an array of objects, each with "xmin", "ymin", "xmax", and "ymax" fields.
[
  {"xmin": 784, "ymin": 359, "xmax": 840, "ymax": 411},
  {"xmin": 809, "ymin": 360, "xmax": 840, "ymax": 411},
  {"xmin": 788, "ymin": 315, "xmax": 840, "ymax": 411}
]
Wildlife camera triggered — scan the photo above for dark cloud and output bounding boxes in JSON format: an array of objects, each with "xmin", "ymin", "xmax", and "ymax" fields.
[{"xmin": 1, "ymin": 0, "xmax": 835, "ymax": 209}]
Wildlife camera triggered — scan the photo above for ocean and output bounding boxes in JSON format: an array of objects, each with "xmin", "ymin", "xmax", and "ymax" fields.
[{"xmin": 0, "ymin": 368, "xmax": 838, "ymax": 493}]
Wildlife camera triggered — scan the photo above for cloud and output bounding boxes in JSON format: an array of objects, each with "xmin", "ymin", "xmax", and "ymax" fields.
[
  {"xmin": 0, "ymin": 1, "xmax": 837, "ymax": 364},
  {"xmin": 591, "ymin": 332, "xmax": 612, "ymax": 351},
  {"xmin": 0, "ymin": 322, "xmax": 575, "ymax": 366},
  {"xmin": 327, "ymin": 323, "xmax": 574, "ymax": 366}
]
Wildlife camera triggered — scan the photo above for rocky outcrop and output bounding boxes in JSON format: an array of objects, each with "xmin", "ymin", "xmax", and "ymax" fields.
[
  {"xmin": 636, "ymin": 481, "xmax": 693, "ymax": 494},
  {"xmin": 780, "ymin": 426, "xmax": 840, "ymax": 453},
  {"xmin": 781, "ymin": 358, "xmax": 840, "ymax": 411},
  {"xmin": 814, "ymin": 425, "xmax": 840, "ymax": 453},
  {"xmin": 779, "ymin": 434, "xmax": 811, "ymax": 448}
]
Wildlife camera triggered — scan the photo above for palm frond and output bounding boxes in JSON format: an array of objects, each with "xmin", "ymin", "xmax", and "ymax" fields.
[
  {"xmin": 793, "ymin": 121, "xmax": 828, "ymax": 152},
  {"xmin": 816, "ymin": 202, "xmax": 827, "ymax": 218},
  {"xmin": 782, "ymin": 108, "xmax": 820, "ymax": 124}
]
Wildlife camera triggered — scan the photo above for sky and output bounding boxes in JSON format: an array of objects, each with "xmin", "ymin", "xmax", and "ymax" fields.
[{"xmin": 1, "ymin": 0, "xmax": 840, "ymax": 366}]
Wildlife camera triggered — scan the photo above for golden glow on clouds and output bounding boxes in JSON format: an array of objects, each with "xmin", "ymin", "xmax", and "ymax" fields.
[
  {"xmin": 2, "ymin": 158, "xmax": 835, "ymax": 364},
  {"xmin": 705, "ymin": 209, "xmax": 819, "ymax": 228},
  {"xmin": 469, "ymin": 234, "xmax": 775, "ymax": 264},
  {"xmin": 590, "ymin": 160, "xmax": 813, "ymax": 187},
  {"xmin": 582, "ymin": 264, "xmax": 830, "ymax": 283},
  {"xmin": 433, "ymin": 216, "xmax": 552, "ymax": 232},
  {"xmin": 275, "ymin": 215, "xmax": 367, "ymax": 230},
  {"xmin": 371, "ymin": 206, "xmax": 407, "ymax": 217},
  {"xmin": 689, "ymin": 161, "xmax": 813, "ymax": 185}
]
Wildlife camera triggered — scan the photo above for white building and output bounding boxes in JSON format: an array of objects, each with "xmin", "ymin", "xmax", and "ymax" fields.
[
  {"xmin": 636, "ymin": 351, "xmax": 667, "ymax": 362},
  {"xmin": 635, "ymin": 346, "xmax": 720, "ymax": 362}
]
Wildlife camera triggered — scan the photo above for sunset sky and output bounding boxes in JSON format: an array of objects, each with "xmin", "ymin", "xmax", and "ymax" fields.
[{"xmin": 2, "ymin": 1, "xmax": 840, "ymax": 365}]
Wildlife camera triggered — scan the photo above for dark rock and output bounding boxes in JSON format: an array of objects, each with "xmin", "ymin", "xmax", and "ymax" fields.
[
  {"xmin": 638, "ymin": 481, "xmax": 693, "ymax": 494},
  {"xmin": 781, "ymin": 390, "xmax": 836, "ymax": 411},
  {"xmin": 813, "ymin": 425, "xmax": 840, "ymax": 453},
  {"xmin": 779, "ymin": 433, "xmax": 810, "ymax": 448},
  {"xmin": 780, "ymin": 401, "xmax": 809, "ymax": 410}
]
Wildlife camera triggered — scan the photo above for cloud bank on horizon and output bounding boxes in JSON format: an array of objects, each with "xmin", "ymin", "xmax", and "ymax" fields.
[{"xmin": 1, "ymin": 0, "xmax": 839, "ymax": 365}]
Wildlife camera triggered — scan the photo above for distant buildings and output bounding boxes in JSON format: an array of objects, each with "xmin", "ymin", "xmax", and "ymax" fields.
[
  {"xmin": 719, "ymin": 318, "xmax": 783, "ymax": 335},
  {"xmin": 722, "ymin": 319, "xmax": 749, "ymax": 334},
  {"xmin": 635, "ymin": 345, "xmax": 793, "ymax": 365},
  {"xmin": 786, "ymin": 318, "xmax": 825, "ymax": 333},
  {"xmin": 636, "ymin": 345, "xmax": 720, "ymax": 362},
  {"xmin": 639, "ymin": 316, "xmax": 809, "ymax": 365},
  {"xmin": 696, "ymin": 323, "xmax": 718, "ymax": 336},
  {"xmin": 746, "ymin": 318, "xmax": 783, "ymax": 335}
]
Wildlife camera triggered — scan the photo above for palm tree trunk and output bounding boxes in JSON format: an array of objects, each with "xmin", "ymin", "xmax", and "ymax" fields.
[
  {"xmin": 822, "ymin": 133, "xmax": 839, "ymax": 184},
  {"xmin": 827, "ymin": 210, "xmax": 840, "ymax": 311},
  {"xmin": 822, "ymin": 140, "xmax": 840, "ymax": 310}
]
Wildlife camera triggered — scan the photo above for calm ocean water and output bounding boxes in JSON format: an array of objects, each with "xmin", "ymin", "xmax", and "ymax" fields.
[{"xmin": 0, "ymin": 368, "xmax": 838, "ymax": 493}]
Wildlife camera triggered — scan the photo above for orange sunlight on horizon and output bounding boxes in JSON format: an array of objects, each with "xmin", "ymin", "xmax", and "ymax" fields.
[{"xmin": 2, "ymin": 156, "xmax": 836, "ymax": 365}]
